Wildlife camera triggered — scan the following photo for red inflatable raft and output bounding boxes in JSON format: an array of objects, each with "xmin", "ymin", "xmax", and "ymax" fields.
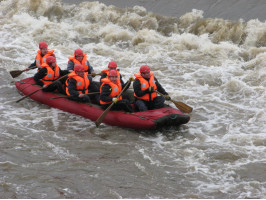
[{"xmin": 15, "ymin": 77, "xmax": 190, "ymax": 130}]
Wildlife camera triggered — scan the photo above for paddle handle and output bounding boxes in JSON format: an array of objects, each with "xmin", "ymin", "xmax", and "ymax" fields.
[
  {"xmin": 89, "ymin": 72, "xmax": 102, "ymax": 76},
  {"xmin": 26, "ymin": 66, "xmax": 37, "ymax": 70}
]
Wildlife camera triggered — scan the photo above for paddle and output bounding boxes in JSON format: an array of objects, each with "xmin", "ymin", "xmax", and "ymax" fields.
[
  {"xmin": 49, "ymin": 92, "xmax": 100, "ymax": 100},
  {"xmin": 16, "ymin": 74, "xmax": 69, "ymax": 103},
  {"xmin": 95, "ymin": 79, "xmax": 132, "ymax": 127},
  {"xmin": 156, "ymin": 90, "xmax": 193, "ymax": 113},
  {"xmin": 10, "ymin": 66, "xmax": 37, "ymax": 78}
]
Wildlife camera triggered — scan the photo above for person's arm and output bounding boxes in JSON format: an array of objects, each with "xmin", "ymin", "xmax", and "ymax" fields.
[
  {"xmin": 100, "ymin": 84, "xmax": 113, "ymax": 103},
  {"xmin": 133, "ymin": 79, "xmax": 147, "ymax": 97},
  {"xmin": 86, "ymin": 61, "xmax": 94, "ymax": 73},
  {"xmin": 33, "ymin": 68, "xmax": 47, "ymax": 86},
  {"xmin": 29, "ymin": 60, "xmax": 36, "ymax": 69},
  {"xmin": 120, "ymin": 74, "xmax": 125, "ymax": 87},
  {"xmin": 67, "ymin": 60, "xmax": 74, "ymax": 72},
  {"xmin": 59, "ymin": 68, "xmax": 69, "ymax": 76},
  {"xmin": 155, "ymin": 77, "xmax": 168, "ymax": 95},
  {"xmin": 67, "ymin": 79, "xmax": 80, "ymax": 97},
  {"xmin": 24, "ymin": 60, "xmax": 36, "ymax": 71},
  {"xmin": 35, "ymin": 59, "xmax": 42, "ymax": 69},
  {"xmin": 100, "ymin": 72, "xmax": 107, "ymax": 82}
]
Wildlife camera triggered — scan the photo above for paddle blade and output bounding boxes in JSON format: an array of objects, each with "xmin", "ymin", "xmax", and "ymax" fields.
[
  {"xmin": 10, "ymin": 70, "xmax": 24, "ymax": 78},
  {"xmin": 95, "ymin": 103, "xmax": 113, "ymax": 127},
  {"xmin": 171, "ymin": 100, "xmax": 193, "ymax": 114}
]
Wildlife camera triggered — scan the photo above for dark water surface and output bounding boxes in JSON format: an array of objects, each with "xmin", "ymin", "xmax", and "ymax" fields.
[{"xmin": 64, "ymin": 0, "xmax": 266, "ymax": 21}]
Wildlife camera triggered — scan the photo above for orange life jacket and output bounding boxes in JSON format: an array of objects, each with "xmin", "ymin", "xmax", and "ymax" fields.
[
  {"xmin": 68, "ymin": 53, "xmax": 89, "ymax": 72},
  {"xmin": 40, "ymin": 63, "xmax": 60, "ymax": 86},
  {"xmin": 65, "ymin": 71, "xmax": 90, "ymax": 95},
  {"xmin": 101, "ymin": 69, "xmax": 121, "ymax": 83},
  {"xmin": 36, "ymin": 49, "xmax": 55, "ymax": 66},
  {"xmin": 134, "ymin": 72, "xmax": 157, "ymax": 101},
  {"xmin": 100, "ymin": 78, "xmax": 122, "ymax": 105}
]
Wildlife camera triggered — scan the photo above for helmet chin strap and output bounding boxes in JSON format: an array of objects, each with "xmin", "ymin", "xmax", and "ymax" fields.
[{"xmin": 49, "ymin": 63, "xmax": 56, "ymax": 69}]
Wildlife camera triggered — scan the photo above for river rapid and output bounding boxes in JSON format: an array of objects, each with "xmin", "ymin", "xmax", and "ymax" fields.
[{"xmin": 0, "ymin": 0, "xmax": 265, "ymax": 198}]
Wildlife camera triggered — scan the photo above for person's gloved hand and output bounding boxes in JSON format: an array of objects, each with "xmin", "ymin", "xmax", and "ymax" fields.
[
  {"xmin": 79, "ymin": 93, "xmax": 85, "ymax": 98},
  {"xmin": 129, "ymin": 77, "xmax": 134, "ymax": 81},
  {"xmin": 165, "ymin": 95, "xmax": 171, "ymax": 100},
  {"xmin": 91, "ymin": 72, "xmax": 96, "ymax": 77},
  {"xmin": 112, "ymin": 97, "xmax": 118, "ymax": 103},
  {"xmin": 148, "ymin": 86, "xmax": 154, "ymax": 93},
  {"xmin": 145, "ymin": 86, "xmax": 154, "ymax": 93}
]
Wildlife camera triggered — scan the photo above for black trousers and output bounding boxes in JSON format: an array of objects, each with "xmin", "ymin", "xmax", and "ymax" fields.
[
  {"xmin": 101, "ymin": 99, "xmax": 133, "ymax": 113},
  {"xmin": 42, "ymin": 81, "xmax": 65, "ymax": 94},
  {"xmin": 69, "ymin": 95, "xmax": 91, "ymax": 103},
  {"xmin": 69, "ymin": 93, "xmax": 100, "ymax": 103},
  {"xmin": 135, "ymin": 96, "xmax": 165, "ymax": 111}
]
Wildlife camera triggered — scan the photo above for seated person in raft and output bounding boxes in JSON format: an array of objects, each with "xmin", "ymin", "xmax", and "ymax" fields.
[
  {"xmin": 133, "ymin": 65, "xmax": 171, "ymax": 111},
  {"xmin": 65, "ymin": 64, "xmax": 100, "ymax": 103},
  {"xmin": 26, "ymin": 41, "xmax": 56, "ymax": 71},
  {"xmin": 100, "ymin": 61, "xmax": 125, "ymax": 84},
  {"xmin": 67, "ymin": 48, "xmax": 95, "ymax": 77},
  {"xmin": 33, "ymin": 56, "xmax": 68, "ymax": 93},
  {"xmin": 99, "ymin": 70, "xmax": 133, "ymax": 113}
]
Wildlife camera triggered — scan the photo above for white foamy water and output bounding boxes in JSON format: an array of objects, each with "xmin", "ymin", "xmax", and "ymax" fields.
[{"xmin": 0, "ymin": 0, "xmax": 265, "ymax": 198}]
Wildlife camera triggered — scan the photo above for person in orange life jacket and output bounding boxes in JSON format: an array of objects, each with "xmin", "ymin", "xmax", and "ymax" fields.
[
  {"xmin": 65, "ymin": 64, "xmax": 100, "ymax": 103},
  {"xmin": 67, "ymin": 48, "xmax": 95, "ymax": 76},
  {"xmin": 34, "ymin": 56, "xmax": 68, "ymax": 93},
  {"xmin": 26, "ymin": 41, "xmax": 56, "ymax": 70},
  {"xmin": 100, "ymin": 61, "xmax": 128, "ymax": 87},
  {"xmin": 100, "ymin": 70, "xmax": 133, "ymax": 113},
  {"xmin": 133, "ymin": 65, "xmax": 171, "ymax": 111}
]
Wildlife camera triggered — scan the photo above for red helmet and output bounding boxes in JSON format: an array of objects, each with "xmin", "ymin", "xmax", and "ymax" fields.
[
  {"xmin": 74, "ymin": 64, "xmax": 85, "ymax": 72},
  {"xmin": 39, "ymin": 41, "xmax": 48, "ymax": 49},
  {"xmin": 108, "ymin": 61, "xmax": 117, "ymax": 68},
  {"xmin": 46, "ymin": 56, "xmax": 56, "ymax": 64},
  {"xmin": 74, "ymin": 49, "xmax": 83, "ymax": 57},
  {"xmin": 108, "ymin": 70, "xmax": 118, "ymax": 77},
  {"xmin": 140, "ymin": 65, "xmax": 150, "ymax": 73}
]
